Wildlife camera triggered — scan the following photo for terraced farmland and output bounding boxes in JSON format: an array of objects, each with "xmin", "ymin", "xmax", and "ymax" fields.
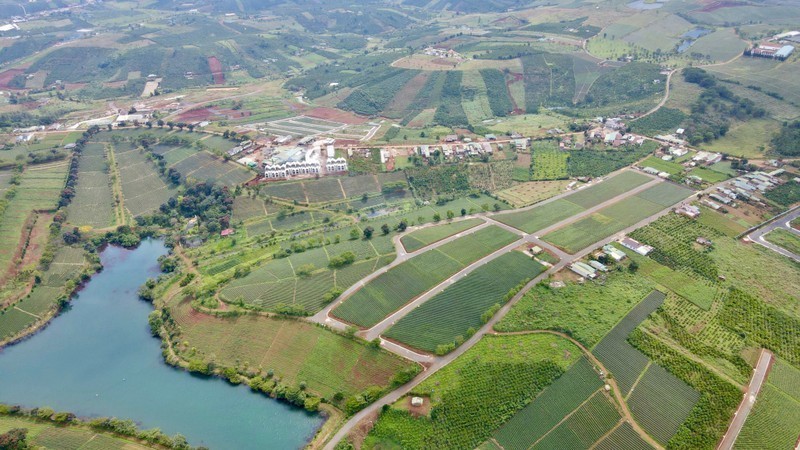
[
  {"xmin": 399, "ymin": 218, "xmax": 483, "ymax": 253},
  {"xmin": 170, "ymin": 151, "xmax": 253, "ymax": 187},
  {"xmin": 333, "ymin": 226, "xmax": 518, "ymax": 328},
  {"xmin": 67, "ymin": 143, "xmax": 116, "ymax": 229},
  {"xmin": 384, "ymin": 251, "xmax": 544, "ymax": 352}
]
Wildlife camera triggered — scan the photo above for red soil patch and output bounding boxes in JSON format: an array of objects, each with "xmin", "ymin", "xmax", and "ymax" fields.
[
  {"xmin": 103, "ymin": 80, "xmax": 127, "ymax": 88},
  {"xmin": 177, "ymin": 107, "xmax": 217, "ymax": 122},
  {"xmin": 217, "ymin": 108, "xmax": 252, "ymax": 119},
  {"xmin": 305, "ymin": 107, "xmax": 367, "ymax": 125},
  {"xmin": 208, "ymin": 56, "xmax": 225, "ymax": 85},
  {"xmin": 0, "ymin": 69, "xmax": 24, "ymax": 90}
]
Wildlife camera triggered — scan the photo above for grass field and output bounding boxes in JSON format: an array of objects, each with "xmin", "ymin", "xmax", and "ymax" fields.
[
  {"xmin": 765, "ymin": 228, "xmax": 800, "ymax": 256},
  {"xmin": 364, "ymin": 334, "xmax": 579, "ymax": 449},
  {"xmin": 0, "ymin": 415, "xmax": 153, "ymax": 450},
  {"xmin": 333, "ymin": 226, "xmax": 518, "ymax": 328},
  {"xmin": 543, "ymin": 182, "xmax": 693, "ymax": 253},
  {"xmin": 384, "ymin": 251, "xmax": 544, "ymax": 352},
  {"xmin": 169, "ymin": 297, "xmax": 413, "ymax": 399},
  {"xmin": 641, "ymin": 156, "xmax": 684, "ymax": 176},
  {"xmin": 496, "ymin": 272, "xmax": 656, "ymax": 347},
  {"xmin": 399, "ymin": 218, "xmax": 483, "ymax": 253},
  {"xmin": 67, "ymin": 143, "xmax": 116, "ymax": 229},
  {"xmin": 706, "ymin": 57, "xmax": 800, "ymax": 109}
]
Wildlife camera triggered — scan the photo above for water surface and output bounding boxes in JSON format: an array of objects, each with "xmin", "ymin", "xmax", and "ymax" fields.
[{"xmin": 0, "ymin": 240, "xmax": 323, "ymax": 449}]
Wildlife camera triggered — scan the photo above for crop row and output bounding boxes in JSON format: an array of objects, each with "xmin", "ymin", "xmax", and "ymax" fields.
[
  {"xmin": 531, "ymin": 391, "xmax": 621, "ymax": 449},
  {"xmin": 384, "ymin": 251, "xmax": 543, "ymax": 352}
]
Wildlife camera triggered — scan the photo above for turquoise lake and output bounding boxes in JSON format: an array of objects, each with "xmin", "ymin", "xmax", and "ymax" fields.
[{"xmin": 0, "ymin": 240, "xmax": 323, "ymax": 449}]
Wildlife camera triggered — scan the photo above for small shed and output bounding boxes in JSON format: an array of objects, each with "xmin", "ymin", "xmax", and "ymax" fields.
[{"xmin": 411, "ymin": 397, "xmax": 424, "ymax": 407}]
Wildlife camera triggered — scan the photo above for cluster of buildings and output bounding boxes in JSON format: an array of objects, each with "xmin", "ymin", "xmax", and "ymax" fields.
[
  {"xmin": 587, "ymin": 118, "xmax": 646, "ymax": 147},
  {"xmin": 422, "ymin": 46, "xmax": 463, "ymax": 60},
  {"xmin": 261, "ymin": 136, "xmax": 347, "ymax": 179},
  {"xmin": 413, "ymin": 141, "xmax": 495, "ymax": 160},
  {"xmin": 744, "ymin": 41, "xmax": 795, "ymax": 61},
  {"xmin": 701, "ymin": 170, "xmax": 788, "ymax": 211}
]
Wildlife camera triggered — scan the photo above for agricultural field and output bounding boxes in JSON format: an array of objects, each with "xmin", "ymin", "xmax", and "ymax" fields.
[
  {"xmin": 496, "ymin": 272, "xmax": 656, "ymax": 347},
  {"xmin": 496, "ymin": 180, "xmax": 570, "ymax": 208},
  {"xmin": 384, "ymin": 251, "xmax": 544, "ymax": 353},
  {"xmin": 0, "ymin": 246, "xmax": 86, "ymax": 340},
  {"xmin": 332, "ymin": 226, "xmax": 518, "ymax": 328},
  {"xmin": 0, "ymin": 415, "xmax": 153, "ymax": 450},
  {"xmin": 0, "ymin": 163, "xmax": 68, "ymax": 279},
  {"xmin": 399, "ymin": 218, "xmax": 483, "ymax": 253},
  {"xmin": 169, "ymin": 297, "xmax": 414, "ymax": 400},
  {"xmin": 259, "ymin": 173, "xmax": 407, "ymax": 205},
  {"xmin": 531, "ymin": 391, "xmax": 621, "ymax": 449},
  {"xmin": 736, "ymin": 359, "xmax": 800, "ymax": 449},
  {"xmin": 530, "ymin": 140, "xmax": 568, "ymax": 181},
  {"xmin": 170, "ymin": 151, "xmax": 253, "ymax": 187},
  {"xmin": 592, "ymin": 290, "xmax": 667, "ymax": 395},
  {"xmin": 543, "ymin": 182, "xmax": 693, "ymax": 253},
  {"xmin": 111, "ymin": 141, "xmax": 178, "ymax": 217},
  {"xmin": 495, "ymin": 171, "xmax": 652, "ymax": 234},
  {"xmin": 363, "ymin": 334, "xmax": 580, "ymax": 449},
  {"xmin": 492, "ymin": 356, "xmax": 606, "ymax": 450},
  {"xmin": 66, "ymin": 143, "xmax": 116, "ymax": 229},
  {"xmin": 219, "ymin": 230, "xmax": 396, "ymax": 314}
]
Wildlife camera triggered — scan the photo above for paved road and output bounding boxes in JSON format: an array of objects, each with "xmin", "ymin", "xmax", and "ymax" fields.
[
  {"xmin": 717, "ymin": 349, "xmax": 774, "ymax": 450},
  {"xmin": 747, "ymin": 206, "xmax": 800, "ymax": 263},
  {"xmin": 322, "ymin": 175, "xmax": 695, "ymax": 449}
]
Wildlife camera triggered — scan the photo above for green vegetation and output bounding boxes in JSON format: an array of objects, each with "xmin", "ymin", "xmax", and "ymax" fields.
[
  {"xmin": 66, "ymin": 143, "xmax": 116, "ymax": 229},
  {"xmin": 627, "ymin": 364, "xmax": 699, "ymax": 445},
  {"xmin": 531, "ymin": 140, "xmax": 568, "ymax": 181},
  {"xmin": 363, "ymin": 334, "xmax": 579, "ymax": 449},
  {"xmin": 480, "ymin": 69, "xmax": 514, "ymax": 117},
  {"xmin": 493, "ymin": 357, "xmax": 604, "ymax": 450},
  {"xmin": 333, "ymin": 226, "xmax": 518, "ymax": 327},
  {"xmin": 630, "ymin": 107, "xmax": 687, "ymax": 135},
  {"xmin": 764, "ymin": 181, "xmax": 800, "ymax": 207},
  {"xmin": 543, "ymin": 183, "xmax": 693, "ymax": 253},
  {"xmin": 433, "ymin": 71, "xmax": 469, "ymax": 128},
  {"xmin": 496, "ymin": 272, "xmax": 655, "ymax": 346},
  {"xmin": 594, "ymin": 423, "xmax": 652, "ymax": 450},
  {"xmin": 384, "ymin": 251, "xmax": 543, "ymax": 353},
  {"xmin": 532, "ymin": 391, "xmax": 621, "ymax": 449},
  {"xmin": 771, "ymin": 120, "xmax": 800, "ymax": 157},
  {"xmin": 400, "ymin": 218, "xmax": 483, "ymax": 253},
  {"xmin": 737, "ymin": 360, "xmax": 800, "ymax": 449},
  {"xmin": 764, "ymin": 228, "xmax": 800, "ymax": 255}
]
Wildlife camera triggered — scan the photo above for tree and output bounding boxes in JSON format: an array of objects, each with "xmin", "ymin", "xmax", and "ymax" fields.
[
  {"xmin": 461, "ymin": 208, "xmax": 467, "ymax": 216},
  {"xmin": 381, "ymin": 224, "xmax": 390, "ymax": 235},
  {"xmin": 157, "ymin": 119, "xmax": 165, "ymax": 128},
  {"xmin": 369, "ymin": 338, "xmax": 381, "ymax": 349},
  {"xmin": 628, "ymin": 261, "xmax": 639, "ymax": 273},
  {"xmin": 0, "ymin": 428, "xmax": 28, "ymax": 450},
  {"xmin": 446, "ymin": 210, "xmax": 455, "ymax": 220},
  {"xmin": 349, "ymin": 228, "xmax": 360, "ymax": 240},
  {"xmin": 433, "ymin": 212, "xmax": 441, "ymax": 222},
  {"xmin": 167, "ymin": 121, "xmax": 175, "ymax": 130},
  {"xmin": 363, "ymin": 226, "xmax": 374, "ymax": 239},
  {"xmin": 397, "ymin": 219, "xmax": 408, "ymax": 232}
]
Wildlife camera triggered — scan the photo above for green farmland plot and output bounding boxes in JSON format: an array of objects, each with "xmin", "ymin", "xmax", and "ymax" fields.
[
  {"xmin": 333, "ymin": 226, "xmax": 518, "ymax": 327},
  {"xmin": 592, "ymin": 291, "xmax": 666, "ymax": 395},
  {"xmin": 627, "ymin": 363, "xmax": 699, "ymax": 445},
  {"xmin": 364, "ymin": 334, "xmax": 579, "ymax": 450},
  {"xmin": 544, "ymin": 182, "xmax": 693, "ymax": 253},
  {"xmin": 737, "ymin": 359, "xmax": 800, "ymax": 450},
  {"xmin": 594, "ymin": 423, "xmax": 653, "ymax": 450},
  {"xmin": 399, "ymin": 218, "xmax": 483, "ymax": 253},
  {"xmin": 113, "ymin": 142, "xmax": 177, "ymax": 217},
  {"xmin": 495, "ymin": 170, "xmax": 652, "ymax": 234},
  {"xmin": 493, "ymin": 357, "xmax": 604, "ymax": 450},
  {"xmin": 384, "ymin": 252, "xmax": 544, "ymax": 352},
  {"xmin": 67, "ymin": 143, "xmax": 115, "ymax": 229},
  {"xmin": 531, "ymin": 391, "xmax": 621, "ymax": 450}
]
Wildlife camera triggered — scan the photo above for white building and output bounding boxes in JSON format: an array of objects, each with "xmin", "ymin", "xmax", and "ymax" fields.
[
  {"xmin": 264, "ymin": 161, "xmax": 321, "ymax": 179},
  {"xmin": 326, "ymin": 157, "xmax": 348, "ymax": 173}
]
